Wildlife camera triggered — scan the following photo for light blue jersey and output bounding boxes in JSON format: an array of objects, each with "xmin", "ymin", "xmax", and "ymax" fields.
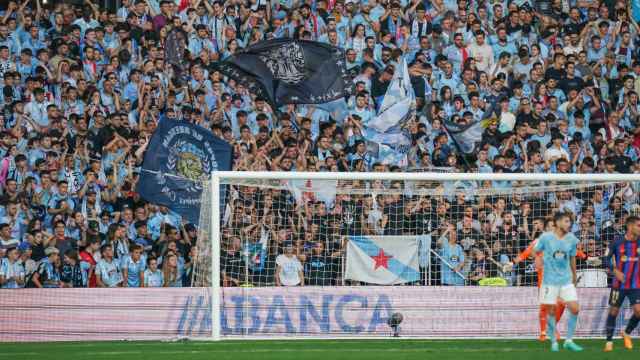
[
  {"xmin": 96, "ymin": 258, "xmax": 123, "ymax": 287},
  {"xmin": 534, "ymin": 231, "xmax": 578, "ymax": 286},
  {"xmin": 122, "ymin": 255, "xmax": 146, "ymax": 287},
  {"xmin": 0, "ymin": 258, "xmax": 25, "ymax": 288},
  {"xmin": 144, "ymin": 269, "xmax": 164, "ymax": 287},
  {"xmin": 439, "ymin": 242, "xmax": 465, "ymax": 286}
]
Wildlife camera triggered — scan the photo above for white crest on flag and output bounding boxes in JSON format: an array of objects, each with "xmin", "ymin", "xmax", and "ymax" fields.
[{"xmin": 259, "ymin": 42, "xmax": 307, "ymax": 84}]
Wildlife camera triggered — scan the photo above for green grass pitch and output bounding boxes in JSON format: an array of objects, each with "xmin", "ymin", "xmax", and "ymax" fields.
[{"xmin": 2, "ymin": 339, "xmax": 639, "ymax": 360}]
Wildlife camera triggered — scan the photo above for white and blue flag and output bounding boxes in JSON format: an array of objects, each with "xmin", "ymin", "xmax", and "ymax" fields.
[
  {"xmin": 367, "ymin": 58, "xmax": 416, "ymax": 134},
  {"xmin": 377, "ymin": 144, "xmax": 408, "ymax": 167},
  {"xmin": 345, "ymin": 235, "xmax": 420, "ymax": 285},
  {"xmin": 364, "ymin": 59, "xmax": 416, "ymax": 165}
]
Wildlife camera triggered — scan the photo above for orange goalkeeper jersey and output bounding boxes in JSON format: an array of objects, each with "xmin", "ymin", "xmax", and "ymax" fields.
[{"xmin": 517, "ymin": 239, "xmax": 587, "ymax": 287}]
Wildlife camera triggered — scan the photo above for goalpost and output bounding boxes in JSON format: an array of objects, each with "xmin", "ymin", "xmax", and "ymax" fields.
[{"xmin": 194, "ymin": 171, "xmax": 640, "ymax": 340}]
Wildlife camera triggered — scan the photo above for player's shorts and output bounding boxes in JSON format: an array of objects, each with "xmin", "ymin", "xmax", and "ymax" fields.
[
  {"xmin": 540, "ymin": 284, "xmax": 578, "ymax": 305},
  {"xmin": 608, "ymin": 288, "xmax": 640, "ymax": 307}
]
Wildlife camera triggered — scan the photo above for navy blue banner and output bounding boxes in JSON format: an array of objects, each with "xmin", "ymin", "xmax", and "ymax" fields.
[
  {"xmin": 136, "ymin": 119, "xmax": 232, "ymax": 224},
  {"xmin": 215, "ymin": 39, "xmax": 351, "ymax": 106}
]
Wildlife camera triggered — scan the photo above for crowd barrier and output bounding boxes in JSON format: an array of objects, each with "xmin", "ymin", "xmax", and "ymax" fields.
[{"xmin": 0, "ymin": 287, "xmax": 633, "ymax": 342}]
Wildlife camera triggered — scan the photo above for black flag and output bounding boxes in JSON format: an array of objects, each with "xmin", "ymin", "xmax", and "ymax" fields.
[{"xmin": 215, "ymin": 39, "xmax": 351, "ymax": 106}]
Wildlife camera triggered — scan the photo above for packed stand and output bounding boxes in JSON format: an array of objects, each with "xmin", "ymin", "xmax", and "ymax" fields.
[{"xmin": 0, "ymin": 0, "xmax": 640, "ymax": 288}]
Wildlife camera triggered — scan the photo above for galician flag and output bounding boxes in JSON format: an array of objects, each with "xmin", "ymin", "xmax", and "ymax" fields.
[{"xmin": 345, "ymin": 236, "xmax": 420, "ymax": 285}]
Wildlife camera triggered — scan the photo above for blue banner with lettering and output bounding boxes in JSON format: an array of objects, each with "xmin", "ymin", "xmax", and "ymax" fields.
[{"xmin": 136, "ymin": 119, "xmax": 232, "ymax": 224}]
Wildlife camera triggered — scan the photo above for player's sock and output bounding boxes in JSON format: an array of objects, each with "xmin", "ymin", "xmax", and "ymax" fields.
[
  {"xmin": 539, "ymin": 305, "xmax": 548, "ymax": 333},
  {"xmin": 624, "ymin": 315, "xmax": 640, "ymax": 335},
  {"xmin": 547, "ymin": 313, "xmax": 557, "ymax": 343},
  {"xmin": 555, "ymin": 303, "xmax": 565, "ymax": 323},
  {"xmin": 567, "ymin": 312, "xmax": 578, "ymax": 341},
  {"xmin": 606, "ymin": 313, "xmax": 617, "ymax": 341}
]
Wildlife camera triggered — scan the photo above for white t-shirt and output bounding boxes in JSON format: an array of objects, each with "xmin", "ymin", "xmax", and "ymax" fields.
[
  {"xmin": 498, "ymin": 112, "xmax": 516, "ymax": 133},
  {"xmin": 544, "ymin": 146, "xmax": 569, "ymax": 162},
  {"xmin": 276, "ymin": 254, "xmax": 303, "ymax": 286}
]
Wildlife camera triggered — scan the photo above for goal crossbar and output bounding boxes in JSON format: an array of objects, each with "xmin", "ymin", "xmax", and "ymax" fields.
[{"xmin": 213, "ymin": 171, "xmax": 640, "ymax": 182}]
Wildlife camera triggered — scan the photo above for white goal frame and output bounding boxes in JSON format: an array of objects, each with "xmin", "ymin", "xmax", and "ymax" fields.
[{"xmin": 208, "ymin": 171, "xmax": 640, "ymax": 340}]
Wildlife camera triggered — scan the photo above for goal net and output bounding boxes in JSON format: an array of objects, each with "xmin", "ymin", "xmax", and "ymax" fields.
[{"xmin": 192, "ymin": 172, "xmax": 640, "ymax": 339}]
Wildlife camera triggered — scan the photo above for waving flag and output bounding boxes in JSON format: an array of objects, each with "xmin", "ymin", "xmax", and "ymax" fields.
[
  {"xmin": 136, "ymin": 119, "xmax": 232, "ymax": 224},
  {"xmin": 345, "ymin": 236, "xmax": 420, "ymax": 285},
  {"xmin": 367, "ymin": 58, "xmax": 416, "ymax": 133},
  {"xmin": 315, "ymin": 98, "xmax": 350, "ymax": 123},
  {"xmin": 377, "ymin": 143, "xmax": 408, "ymax": 167},
  {"xmin": 363, "ymin": 59, "xmax": 415, "ymax": 166},
  {"xmin": 215, "ymin": 39, "xmax": 351, "ymax": 106},
  {"xmin": 442, "ymin": 118, "xmax": 490, "ymax": 154}
]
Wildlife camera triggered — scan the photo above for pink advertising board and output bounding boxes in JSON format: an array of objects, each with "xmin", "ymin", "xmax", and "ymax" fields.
[{"xmin": 0, "ymin": 287, "xmax": 630, "ymax": 342}]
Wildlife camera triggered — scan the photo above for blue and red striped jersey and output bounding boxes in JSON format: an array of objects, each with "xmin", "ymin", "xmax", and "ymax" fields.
[{"xmin": 610, "ymin": 236, "xmax": 640, "ymax": 290}]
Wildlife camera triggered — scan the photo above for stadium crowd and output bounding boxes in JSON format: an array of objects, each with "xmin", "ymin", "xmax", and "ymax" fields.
[{"xmin": 0, "ymin": 0, "xmax": 640, "ymax": 289}]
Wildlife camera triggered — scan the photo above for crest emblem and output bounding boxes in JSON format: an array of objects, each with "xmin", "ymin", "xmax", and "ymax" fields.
[
  {"xmin": 259, "ymin": 42, "xmax": 306, "ymax": 84},
  {"xmin": 162, "ymin": 139, "xmax": 214, "ymax": 194},
  {"xmin": 177, "ymin": 152, "xmax": 204, "ymax": 181}
]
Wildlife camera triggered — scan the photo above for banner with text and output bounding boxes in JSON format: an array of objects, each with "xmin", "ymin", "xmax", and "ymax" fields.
[{"xmin": 0, "ymin": 287, "xmax": 632, "ymax": 342}]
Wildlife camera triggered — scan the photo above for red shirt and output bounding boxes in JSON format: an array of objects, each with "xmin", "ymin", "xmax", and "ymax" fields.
[{"xmin": 79, "ymin": 250, "xmax": 97, "ymax": 287}]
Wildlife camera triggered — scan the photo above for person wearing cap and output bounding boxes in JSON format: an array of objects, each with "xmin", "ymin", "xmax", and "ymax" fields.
[
  {"xmin": 29, "ymin": 246, "xmax": 62, "ymax": 288},
  {"xmin": 275, "ymin": 241, "xmax": 304, "ymax": 286},
  {"xmin": 0, "ymin": 246, "xmax": 25, "ymax": 288}
]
